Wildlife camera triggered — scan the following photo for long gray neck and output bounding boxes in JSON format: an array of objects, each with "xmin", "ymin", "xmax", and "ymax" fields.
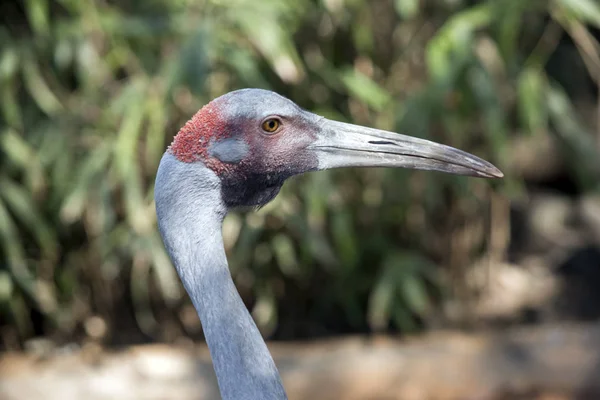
[{"xmin": 155, "ymin": 153, "xmax": 287, "ymax": 400}]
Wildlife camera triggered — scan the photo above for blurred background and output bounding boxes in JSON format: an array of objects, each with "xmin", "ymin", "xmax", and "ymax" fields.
[{"xmin": 1, "ymin": 0, "xmax": 600, "ymax": 399}]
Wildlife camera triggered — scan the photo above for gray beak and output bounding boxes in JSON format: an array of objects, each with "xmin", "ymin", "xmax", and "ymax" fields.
[{"xmin": 309, "ymin": 119, "xmax": 503, "ymax": 179}]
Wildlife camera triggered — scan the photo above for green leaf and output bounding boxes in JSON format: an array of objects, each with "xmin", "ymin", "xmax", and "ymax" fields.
[
  {"xmin": 395, "ymin": 0, "xmax": 419, "ymax": 19},
  {"xmin": 467, "ymin": 64, "xmax": 508, "ymax": 151},
  {"xmin": 22, "ymin": 56, "xmax": 63, "ymax": 115},
  {"xmin": 172, "ymin": 29, "xmax": 210, "ymax": 95},
  {"xmin": 0, "ymin": 47, "xmax": 19, "ymax": 81},
  {"xmin": 114, "ymin": 81, "xmax": 149, "ymax": 233},
  {"xmin": 0, "ymin": 200, "xmax": 38, "ymax": 306},
  {"xmin": 0, "ymin": 177, "xmax": 57, "ymax": 260},
  {"xmin": 0, "ymin": 271, "xmax": 14, "ymax": 304},
  {"xmin": 400, "ymin": 273, "xmax": 431, "ymax": 316},
  {"xmin": 272, "ymin": 234, "xmax": 300, "ymax": 278},
  {"xmin": 60, "ymin": 143, "xmax": 111, "ymax": 223},
  {"xmin": 340, "ymin": 68, "xmax": 391, "ymax": 111},
  {"xmin": 517, "ymin": 67, "xmax": 547, "ymax": 135},
  {"xmin": 556, "ymin": 0, "xmax": 600, "ymax": 27},
  {"xmin": 546, "ymin": 82, "xmax": 600, "ymax": 190},
  {"xmin": 368, "ymin": 274, "xmax": 395, "ymax": 331},
  {"xmin": 25, "ymin": 0, "xmax": 50, "ymax": 36},
  {"xmin": 426, "ymin": 3, "xmax": 493, "ymax": 80},
  {"xmin": 330, "ymin": 210, "xmax": 358, "ymax": 271}
]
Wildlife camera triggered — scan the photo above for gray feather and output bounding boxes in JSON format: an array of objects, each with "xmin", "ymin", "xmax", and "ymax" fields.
[{"xmin": 155, "ymin": 153, "xmax": 287, "ymax": 400}]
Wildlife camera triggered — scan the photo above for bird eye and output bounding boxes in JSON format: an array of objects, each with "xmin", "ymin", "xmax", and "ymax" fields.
[{"xmin": 261, "ymin": 118, "xmax": 281, "ymax": 134}]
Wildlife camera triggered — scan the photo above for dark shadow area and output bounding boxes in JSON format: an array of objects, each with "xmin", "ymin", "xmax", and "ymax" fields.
[
  {"xmin": 553, "ymin": 246, "xmax": 600, "ymax": 400},
  {"xmin": 555, "ymin": 246, "xmax": 600, "ymax": 321}
]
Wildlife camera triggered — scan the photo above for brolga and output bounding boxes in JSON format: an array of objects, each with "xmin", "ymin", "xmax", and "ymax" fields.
[{"xmin": 155, "ymin": 89, "xmax": 503, "ymax": 400}]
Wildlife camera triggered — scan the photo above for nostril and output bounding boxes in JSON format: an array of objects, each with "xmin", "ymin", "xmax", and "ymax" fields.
[{"xmin": 369, "ymin": 140, "xmax": 396, "ymax": 145}]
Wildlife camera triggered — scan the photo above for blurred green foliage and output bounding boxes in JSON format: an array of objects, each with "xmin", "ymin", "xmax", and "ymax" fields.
[{"xmin": 0, "ymin": 0, "xmax": 599, "ymax": 348}]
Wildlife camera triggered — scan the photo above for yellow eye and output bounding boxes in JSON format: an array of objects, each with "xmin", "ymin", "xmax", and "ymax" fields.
[{"xmin": 261, "ymin": 118, "xmax": 281, "ymax": 133}]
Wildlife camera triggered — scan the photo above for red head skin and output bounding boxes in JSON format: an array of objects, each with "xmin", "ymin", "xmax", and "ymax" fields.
[{"xmin": 168, "ymin": 100, "xmax": 236, "ymax": 175}]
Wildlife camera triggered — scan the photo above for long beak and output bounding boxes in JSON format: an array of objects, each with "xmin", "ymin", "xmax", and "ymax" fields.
[{"xmin": 309, "ymin": 119, "xmax": 503, "ymax": 179}]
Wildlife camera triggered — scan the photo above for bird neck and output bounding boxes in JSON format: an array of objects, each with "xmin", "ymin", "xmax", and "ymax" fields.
[{"xmin": 155, "ymin": 154, "xmax": 287, "ymax": 400}]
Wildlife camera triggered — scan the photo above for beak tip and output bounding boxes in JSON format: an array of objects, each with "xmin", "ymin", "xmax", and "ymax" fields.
[
  {"xmin": 489, "ymin": 166, "xmax": 504, "ymax": 179},
  {"xmin": 489, "ymin": 170, "xmax": 504, "ymax": 179}
]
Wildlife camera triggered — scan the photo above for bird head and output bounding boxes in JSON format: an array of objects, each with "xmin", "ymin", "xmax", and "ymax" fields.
[{"xmin": 168, "ymin": 89, "xmax": 502, "ymax": 208}]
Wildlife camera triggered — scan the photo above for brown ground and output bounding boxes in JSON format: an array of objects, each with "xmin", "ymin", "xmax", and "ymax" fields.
[{"xmin": 2, "ymin": 322, "xmax": 600, "ymax": 400}]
